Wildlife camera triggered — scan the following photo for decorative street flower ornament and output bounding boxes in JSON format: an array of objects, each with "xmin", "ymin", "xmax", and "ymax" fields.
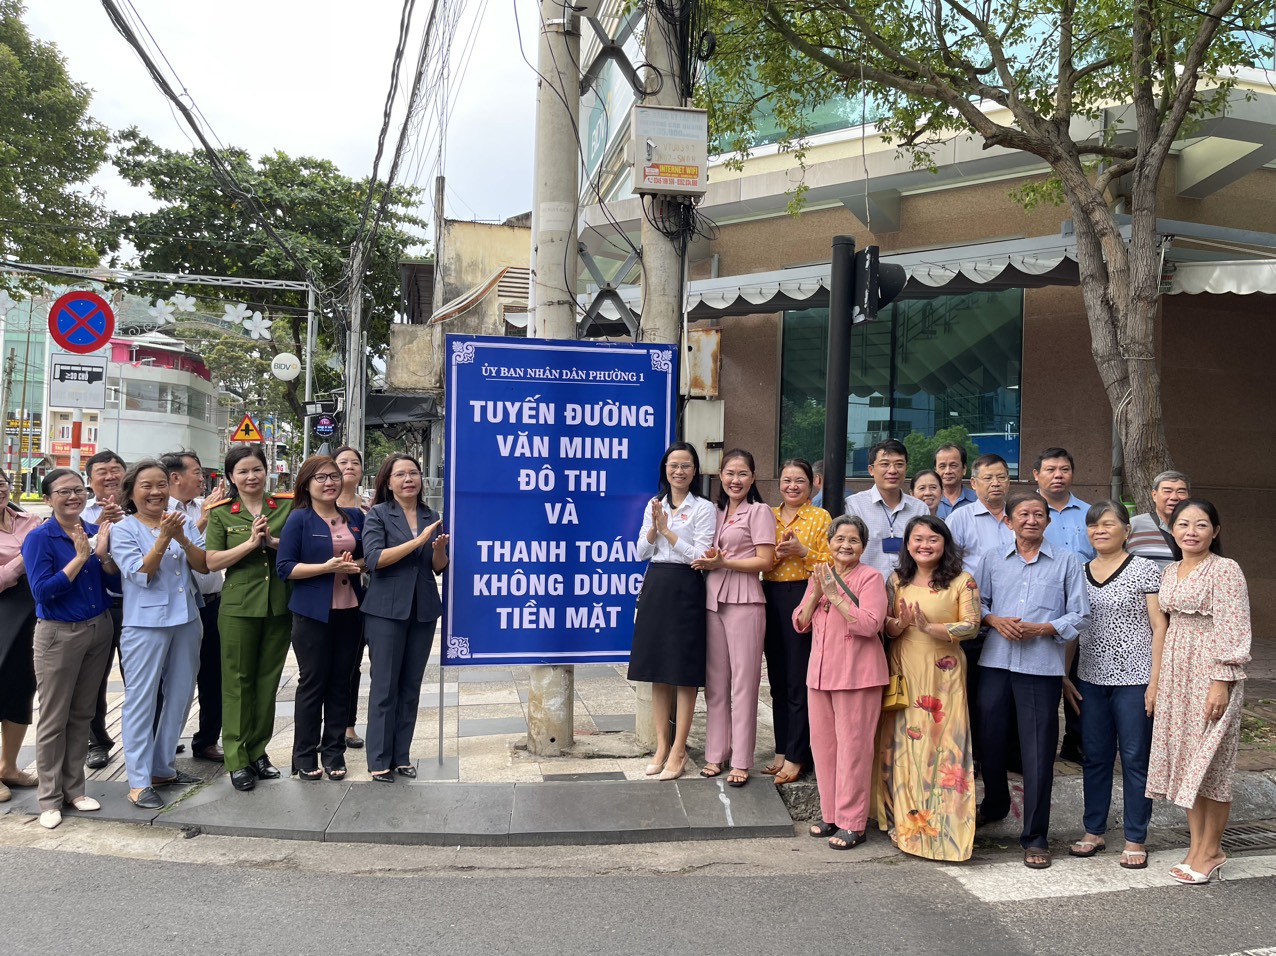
[
  {"xmin": 243, "ymin": 310, "xmax": 273, "ymax": 340},
  {"xmin": 0, "ymin": 291, "xmax": 15, "ymax": 315},
  {"xmin": 148, "ymin": 298, "xmax": 176, "ymax": 324},
  {"xmin": 223, "ymin": 302, "xmax": 250, "ymax": 325},
  {"xmin": 171, "ymin": 293, "xmax": 197, "ymax": 313}
]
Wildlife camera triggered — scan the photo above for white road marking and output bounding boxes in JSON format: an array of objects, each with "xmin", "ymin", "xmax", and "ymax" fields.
[
  {"xmin": 945, "ymin": 850, "xmax": 1276, "ymax": 903},
  {"xmin": 1214, "ymin": 950, "xmax": 1276, "ymax": 956}
]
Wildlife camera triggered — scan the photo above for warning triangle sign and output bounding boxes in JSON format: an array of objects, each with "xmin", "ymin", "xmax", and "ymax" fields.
[{"xmin": 231, "ymin": 414, "xmax": 264, "ymax": 442}]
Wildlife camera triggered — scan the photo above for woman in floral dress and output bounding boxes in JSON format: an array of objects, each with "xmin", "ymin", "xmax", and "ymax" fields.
[
  {"xmin": 875, "ymin": 514, "xmax": 980, "ymax": 861},
  {"xmin": 1147, "ymin": 499, "xmax": 1251, "ymax": 885}
]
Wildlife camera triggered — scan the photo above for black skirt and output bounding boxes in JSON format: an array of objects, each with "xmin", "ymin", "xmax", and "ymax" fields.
[
  {"xmin": 0, "ymin": 583, "xmax": 37, "ymax": 724},
  {"xmin": 628, "ymin": 562, "xmax": 706, "ymax": 687}
]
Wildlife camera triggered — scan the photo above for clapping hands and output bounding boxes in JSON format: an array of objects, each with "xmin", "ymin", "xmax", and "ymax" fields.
[{"xmin": 691, "ymin": 546, "xmax": 724, "ymax": 571}]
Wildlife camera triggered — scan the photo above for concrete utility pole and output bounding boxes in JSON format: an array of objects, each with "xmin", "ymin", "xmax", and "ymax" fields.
[
  {"xmin": 631, "ymin": 2, "xmax": 687, "ymax": 750},
  {"xmin": 345, "ymin": 243, "xmax": 366, "ymax": 456},
  {"xmin": 526, "ymin": 0, "xmax": 582, "ymax": 755},
  {"xmin": 1, "ymin": 348, "xmax": 15, "ymax": 475}
]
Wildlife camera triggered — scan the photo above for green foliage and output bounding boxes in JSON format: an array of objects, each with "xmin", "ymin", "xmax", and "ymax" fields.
[
  {"xmin": 110, "ymin": 128, "xmax": 428, "ymax": 419},
  {"xmin": 702, "ymin": 0, "xmax": 1272, "ymax": 199},
  {"xmin": 902, "ymin": 426, "xmax": 980, "ymax": 478},
  {"xmin": 0, "ymin": 1, "xmax": 111, "ymax": 267},
  {"xmin": 779, "ymin": 397, "xmax": 827, "ymax": 464}
]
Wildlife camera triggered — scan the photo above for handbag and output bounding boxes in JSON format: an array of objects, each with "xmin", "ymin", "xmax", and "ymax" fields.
[{"xmin": 883, "ymin": 673, "xmax": 909, "ymax": 711}]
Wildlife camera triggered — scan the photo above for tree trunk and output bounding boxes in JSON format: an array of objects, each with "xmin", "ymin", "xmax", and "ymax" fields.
[{"xmin": 1065, "ymin": 198, "xmax": 1173, "ymax": 514}]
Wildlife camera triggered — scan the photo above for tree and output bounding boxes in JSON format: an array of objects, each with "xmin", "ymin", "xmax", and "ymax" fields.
[
  {"xmin": 0, "ymin": 1, "xmax": 111, "ymax": 267},
  {"xmin": 111, "ymin": 129, "xmax": 427, "ymax": 418},
  {"xmin": 704, "ymin": 0, "xmax": 1272, "ymax": 509}
]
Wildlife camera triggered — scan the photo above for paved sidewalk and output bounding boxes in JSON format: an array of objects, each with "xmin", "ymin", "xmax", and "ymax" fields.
[{"xmin": 4, "ymin": 635, "xmax": 1275, "ymax": 846}]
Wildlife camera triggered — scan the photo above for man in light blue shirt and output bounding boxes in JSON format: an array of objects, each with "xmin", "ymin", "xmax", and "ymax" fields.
[
  {"xmin": 844, "ymin": 439, "xmax": 927, "ymax": 580},
  {"xmin": 934, "ymin": 443, "xmax": 978, "ymax": 518},
  {"xmin": 1034, "ymin": 446, "xmax": 1093, "ymax": 764},
  {"xmin": 975, "ymin": 491, "xmax": 1089, "ymax": 869},
  {"xmin": 945, "ymin": 453, "xmax": 1014, "ymax": 576},
  {"xmin": 1034, "ymin": 447, "xmax": 1094, "ymax": 560}
]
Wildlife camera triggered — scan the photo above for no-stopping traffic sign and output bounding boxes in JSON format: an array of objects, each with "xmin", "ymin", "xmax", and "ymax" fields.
[{"xmin": 48, "ymin": 291, "xmax": 115, "ymax": 354}]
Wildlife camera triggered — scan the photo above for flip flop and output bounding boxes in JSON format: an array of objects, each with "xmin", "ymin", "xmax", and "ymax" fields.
[
  {"xmin": 1068, "ymin": 839, "xmax": 1106, "ymax": 858},
  {"xmin": 1120, "ymin": 848, "xmax": 1148, "ymax": 870},
  {"xmin": 1024, "ymin": 848, "xmax": 1052, "ymax": 869}
]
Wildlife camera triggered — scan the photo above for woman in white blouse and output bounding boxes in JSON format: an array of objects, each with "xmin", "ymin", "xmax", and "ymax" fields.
[{"xmin": 628, "ymin": 442, "xmax": 715, "ymax": 781}]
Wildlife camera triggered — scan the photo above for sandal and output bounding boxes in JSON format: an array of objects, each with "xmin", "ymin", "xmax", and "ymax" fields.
[
  {"xmin": 809, "ymin": 821, "xmax": 838, "ymax": 838},
  {"xmin": 1120, "ymin": 847, "xmax": 1149, "ymax": 870},
  {"xmin": 829, "ymin": 828, "xmax": 865, "ymax": 850},
  {"xmin": 773, "ymin": 766, "xmax": 802, "ymax": 785},
  {"xmin": 726, "ymin": 768, "xmax": 749, "ymax": 788},
  {"xmin": 324, "ymin": 765, "xmax": 347, "ymax": 781},
  {"xmin": 1068, "ymin": 837, "xmax": 1107, "ymax": 858},
  {"xmin": 292, "ymin": 765, "xmax": 322, "ymax": 781},
  {"xmin": 1024, "ymin": 847, "xmax": 1052, "ymax": 869},
  {"xmin": 700, "ymin": 764, "xmax": 723, "ymax": 778},
  {"xmin": 761, "ymin": 759, "xmax": 784, "ymax": 776}
]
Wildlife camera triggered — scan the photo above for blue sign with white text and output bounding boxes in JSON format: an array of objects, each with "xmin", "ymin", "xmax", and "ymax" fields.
[{"xmin": 444, "ymin": 335, "xmax": 677, "ymax": 667}]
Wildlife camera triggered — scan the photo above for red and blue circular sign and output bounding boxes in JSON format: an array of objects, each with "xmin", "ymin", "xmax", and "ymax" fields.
[{"xmin": 48, "ymin": 290, "xmax": 115, "ymax": 355}]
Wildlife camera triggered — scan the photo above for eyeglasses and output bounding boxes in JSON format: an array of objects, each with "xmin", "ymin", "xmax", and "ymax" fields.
[
  {"xmin": 51, "ymin": 488, "xmax": 87, "ymax": 498},
  {"xmin": 667, "ymin": 463, "xmax": 694, "ymax": 472},
  {"xmin": 391, "ymin": 471, "xmax": 422, "ymax": 480},
  {"xmin": 312, "ymin": 473, "xmax": 343, "ymax": 484}
]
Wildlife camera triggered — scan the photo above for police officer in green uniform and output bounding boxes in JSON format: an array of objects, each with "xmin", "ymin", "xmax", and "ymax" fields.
[{"xmin": 205, "ymin": 445, "xmax": 293, "ymax": 792}]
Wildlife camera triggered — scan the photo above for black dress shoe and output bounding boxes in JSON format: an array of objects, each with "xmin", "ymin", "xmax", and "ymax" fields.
[
  {"xmin": 152, "ymin": 769, "xmax": 200, "ymax": 787},
  {"xmin": 230, "ymin": 768, "xmax": 256, "ymax": 792},
  {"xmin": 86, "ymin": 745, "xmax": 110, "ymax": 770},
  {"xmin": 250, "ymin": 756, "xmax": 281, "ymax": 780}
]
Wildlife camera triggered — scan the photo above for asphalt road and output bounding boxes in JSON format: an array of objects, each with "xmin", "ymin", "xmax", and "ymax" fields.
[{"xmin": 2, "ymin": 822, "xmax": 1275, "ymax": 956}]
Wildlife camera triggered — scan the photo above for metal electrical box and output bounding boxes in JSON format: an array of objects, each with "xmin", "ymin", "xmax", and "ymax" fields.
[
  {"xmin": 683, "ymin": 398, "xmax": 724, "ymax": 476},
  {"xmin": 628, "ymin": 105, "xmax": 709, "ymax": 197},
  {"xmin": 680, "ymin": 327, "xmax": 720, "ymax": 397}
]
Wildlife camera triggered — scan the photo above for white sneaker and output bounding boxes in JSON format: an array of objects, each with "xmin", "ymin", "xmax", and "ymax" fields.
[
  {"xmin": 39, "ymin": 809, "xmax": 62, "ymax": 829},
  {"xmin": 69, "ymin": 796, "xmax": 101, "ymax": 812}
]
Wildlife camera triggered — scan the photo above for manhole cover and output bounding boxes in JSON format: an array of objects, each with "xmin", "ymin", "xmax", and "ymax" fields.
[{"xmin": 1179, "ymin": 818, "xmax": 1276, "ymax": 853}]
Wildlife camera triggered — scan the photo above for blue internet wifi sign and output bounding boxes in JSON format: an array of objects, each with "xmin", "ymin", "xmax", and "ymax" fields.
[{"xmin": 444, "ymin": 335, "xmax": 677, "ymax": 667}]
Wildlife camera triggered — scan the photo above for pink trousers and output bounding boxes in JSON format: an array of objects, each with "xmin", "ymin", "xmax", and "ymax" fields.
[
  {"xmin": 704, "ymin": 602, "xmax": 765, "ymax": 769},
  {"xmin": 809, "ymin": 686, "xmax": 882, "ymax": 831}
]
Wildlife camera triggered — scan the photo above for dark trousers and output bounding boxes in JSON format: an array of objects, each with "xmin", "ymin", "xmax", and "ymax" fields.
[
  {"xmin": 363, "ymin": 612, "xmax": 436, "ymax": 771},
  {"xmin": 1079, "ymin": 679, "xmax": 1154, "ymax": 843},
  {"xmin": 977, "ymin": 666, "xmax": 1062, "ymax": 850},
  {"xmin": 966, "ymin": 632, "xmax": 1022, "ymax": 773},
  {"xmin": 191, "ymin": 595, "xmax": 223, "ymax": 752},
  {"xmin": 762, "ymin": 580, "xmax": 812, "ymax": 766},
  {"xmin": 1061, "ymin": 654, "xmax": 1083, "ymax": 756},
  {"xmin": 347, "ymin": 623, "xmax": 366, "ymax": 729},
  {"xmin": 290, "ymin": 608, "xmax": 362, "ymax": 771},
  {"xmin": 89, "ymin": 600, "xmax": 124, "ymax": 747}
]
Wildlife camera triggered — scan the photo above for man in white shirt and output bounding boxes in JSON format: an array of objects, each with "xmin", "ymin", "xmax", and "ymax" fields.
[
  {"xmin": 83, "ymin": 450, "xmax": 127, "ymax": 769},
  {"xmin": 163, "ymin": 450, "xmax": 227, "ymax": 763},
  {"xmin": 844, "ymin": 439, "xmax": 927, "ymax": 580}
]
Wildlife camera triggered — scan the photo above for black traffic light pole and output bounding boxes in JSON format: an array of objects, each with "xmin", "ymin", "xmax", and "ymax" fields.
[
  {"xmin": 822, "ymin": 237, "xmax": 907, "ymax": 519},
  {"xmin": 822, "ymin": 236, "xmax": 855, "ymax": 520}
]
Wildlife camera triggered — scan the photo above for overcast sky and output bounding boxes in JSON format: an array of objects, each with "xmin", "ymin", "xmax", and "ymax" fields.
[{"xmin": 26, "ymin": 0, "xmax": 542, "ymax": 252}]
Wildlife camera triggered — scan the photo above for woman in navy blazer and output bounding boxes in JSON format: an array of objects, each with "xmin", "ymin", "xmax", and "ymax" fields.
[
  {"xmin": 361, "ymin": 453, "xmax": 448, "ymax": 781},
  {"xmin": 275, "ymin": 455, "xmax": 365, "ymax": 780}
]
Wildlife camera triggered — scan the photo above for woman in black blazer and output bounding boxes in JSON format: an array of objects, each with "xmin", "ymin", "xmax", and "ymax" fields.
[
  {"xmin": 275, "ymin": 455, "xmax": 365, "ymax": 780},
  {"xmin": 361, "ymin": 453, "xmax": 448, "ymax": 781}
]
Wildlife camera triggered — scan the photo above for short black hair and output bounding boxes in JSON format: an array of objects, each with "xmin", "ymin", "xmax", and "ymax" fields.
[
  {"xmin": 971, "ymin": 453, "xmax": 1009, "ymax": 476},
  {"xmin": 934, "ymin": 443, "xmax": 967, "ymax": 467},
  {"xmin": 867, "ymin": 438, "xmax": 908, "ymax": 465},
  {"xmin": 160, "ymin": 449, "xmax": 201, "ymax": 476},
  {"xmin": 85, "ymin": 450, "xmax": 126, "ymax": 479},
  {"xmin": 1034, "ymin": 447, "xmax": 1075, "ymax": 471}
]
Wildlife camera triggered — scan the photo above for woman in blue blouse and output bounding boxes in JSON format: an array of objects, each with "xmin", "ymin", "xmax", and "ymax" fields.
[
  {"xmin": 110, "ymin": 459, "xmax": 209, "ymax": 811},
  {"xmin": 22, "ymin": 469, "xmax": 120, "ymax": 829},
  {"xmin": 276, "ymin": 455, "xmax": 365, "ymax": 781}
]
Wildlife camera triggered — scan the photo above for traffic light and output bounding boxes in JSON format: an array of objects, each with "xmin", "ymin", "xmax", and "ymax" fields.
[{"xmin": 851, "ymin": 245, "xmax": 907, "ymax": 323}]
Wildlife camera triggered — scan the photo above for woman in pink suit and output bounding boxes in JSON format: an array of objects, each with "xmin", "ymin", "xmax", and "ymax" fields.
[
  {"xmin": 794, "ymin": 514, "xmax": 889, "ymax": 850},
  {"xmin": 692, "ymin": 449, "xmax": 776, "ymax": 788}
]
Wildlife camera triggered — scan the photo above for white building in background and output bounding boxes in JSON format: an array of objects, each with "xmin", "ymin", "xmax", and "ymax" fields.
[{"xmin": 46, "ymin": 331, "xmax": 220, "ymax": 474}]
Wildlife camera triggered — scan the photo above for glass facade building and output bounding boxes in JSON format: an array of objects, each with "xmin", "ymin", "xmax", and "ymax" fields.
[{"xmin": 779, "ymin": 289, "xmax": 1024, "ymax": 477}]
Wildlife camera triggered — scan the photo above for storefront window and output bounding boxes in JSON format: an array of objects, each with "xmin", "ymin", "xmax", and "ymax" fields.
[{"xmin": 779, "ymin": 289, "xmax": 1024, "ymax": 476}]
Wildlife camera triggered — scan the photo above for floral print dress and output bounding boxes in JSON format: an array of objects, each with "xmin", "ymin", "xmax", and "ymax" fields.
[
  {"xmin": 1146, "ymin": 555, "xmax": 1251, "ymax": 808},
  {"xmin": 874, "ymin": 572, "xmax": 981, "ymax": 861}
]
